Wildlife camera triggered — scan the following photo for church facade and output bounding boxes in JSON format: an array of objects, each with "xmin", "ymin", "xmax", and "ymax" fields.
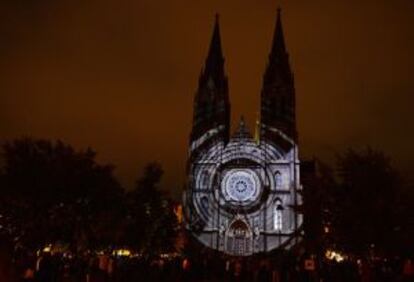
[{"xmin": 183, "ymin": 10, "xmax": 303, "ymax": 256}]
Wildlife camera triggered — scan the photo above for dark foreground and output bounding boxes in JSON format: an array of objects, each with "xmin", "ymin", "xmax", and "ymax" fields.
[{"xmin": 2, "ymin": 249, "xmax": 414, "ymax": 282}]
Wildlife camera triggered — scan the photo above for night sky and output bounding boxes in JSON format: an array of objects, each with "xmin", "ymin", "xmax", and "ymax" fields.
[{"xmin": 1, "ymin": 0, "xmax": 414, "ymax": 197}]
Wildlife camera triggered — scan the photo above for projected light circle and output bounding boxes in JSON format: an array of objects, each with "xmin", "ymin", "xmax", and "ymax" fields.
[{"xmin": 222, "ymin": 170, "xmax": 259, "ymax": 202}]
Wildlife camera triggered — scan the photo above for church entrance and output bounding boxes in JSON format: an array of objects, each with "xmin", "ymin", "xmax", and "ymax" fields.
[{"xmin": 225, "ymin": 219, "xmax": 252, "ymax": 256}]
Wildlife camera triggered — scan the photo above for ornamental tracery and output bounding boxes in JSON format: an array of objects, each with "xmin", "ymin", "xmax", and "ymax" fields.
[{"xmin": 184, "ymin": 10, "xmax": 303, "ymax": 256}]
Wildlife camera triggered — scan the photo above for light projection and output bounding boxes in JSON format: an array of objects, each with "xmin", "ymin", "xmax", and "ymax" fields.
[
  {"xmin": 184, "ymin": 10, "xmax": 303, "ymax": 256},
  {"xmin": 184, "ymin": 123, "xmax": 303, "ymax": 256},
  {"xmin": 275, "ymin": 172, "xmax": 283, "ymax": 189},
  {"xmin": 222, "ymin": 170, "xmax": 260, "ymax": 203},
  {"xmin": 274, "ymin": 200, "xmax": 284, "ymax": 231}
]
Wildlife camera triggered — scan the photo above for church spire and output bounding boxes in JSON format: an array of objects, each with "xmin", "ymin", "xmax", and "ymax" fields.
[
  {"xmin": 190, "ymin": 14, "xmax": 230, "ymax": 148},
  {"xmin": 266, "ymin": 7, "xmax": 291, "ymax": 77},
  {"xmin": 260, "ymin": 8, "xmax": 297, "ymax": 144},
  {"xmin": 204, "ymin": 14, "xmax": 225, "ymax": 84},
  {"xmin": 270, "ymin": 8, "xmax": 287, "ymax": 59}
]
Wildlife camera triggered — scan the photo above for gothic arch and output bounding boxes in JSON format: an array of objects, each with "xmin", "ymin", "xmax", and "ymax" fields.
[{"xmin": 225, "ymin": 218, "xmax": 253, "ymax": 256}]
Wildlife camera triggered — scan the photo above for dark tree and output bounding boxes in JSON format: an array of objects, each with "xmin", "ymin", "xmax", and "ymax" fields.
[
  {"xmin": 393, "ymin": 180, "xmax": 414, "ymax": 256},
  {"xmin": 124, "ymin": 162, "xmax": 178, "ymax": 257},
  {"xmin": 0, "ymin": 138, "xmax": 124, "ymax": 251},
  {"xmin": 332, "ymin": 147, "xmax": 400, "ymax": 255},
  {"xmin": 301, "ymin": 159, "xmax": 337, "ymax": 256}
]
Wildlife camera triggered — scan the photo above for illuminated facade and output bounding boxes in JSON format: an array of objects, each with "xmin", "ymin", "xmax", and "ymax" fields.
[{"xmin": 184, "ymin": 10, "xmax": 303, "ymax": 256}]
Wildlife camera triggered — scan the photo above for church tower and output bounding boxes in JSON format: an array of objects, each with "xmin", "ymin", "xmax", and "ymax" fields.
[
  {"xmin": 185, "ymin": 10, "xmax": 303, "ymax": 256},
  {"xmin": 260, "ymin": 9, "xmax": 297, "ymax": 145},
  {"xmin": 190, "ymin": 15, "xmax": 230, "ymax": 155}
]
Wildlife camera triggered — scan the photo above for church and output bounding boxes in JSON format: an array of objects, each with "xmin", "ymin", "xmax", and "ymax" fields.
[{"xmin": 183, "ymin": 10, "xmax": 303, "ymax": 256}]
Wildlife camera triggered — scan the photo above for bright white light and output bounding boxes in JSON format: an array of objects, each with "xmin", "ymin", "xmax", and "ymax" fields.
[
  {"xmin": 222, "ymin": 170, "xmax": 259, "ymax": 202},
  {"xmin": 274, "ymin": 206, "xmax": 283, "ymax": 231}
]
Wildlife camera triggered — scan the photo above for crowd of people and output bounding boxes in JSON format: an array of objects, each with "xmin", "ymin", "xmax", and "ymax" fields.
[{"xmin": 2, "ymin": 248, "xmax": 414, "ymax": 282}]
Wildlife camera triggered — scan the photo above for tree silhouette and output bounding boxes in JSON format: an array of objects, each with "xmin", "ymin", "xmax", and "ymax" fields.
[
  {"xmin": 124, "ymin": 162, "xmax": 178, "ymax": 257},
  {"xmin": 332, "ymin": 147, "xmax": 400, "ymax": 255},
  {"xmin": 0, "ymin": 138, "xmax": 124, "ymax": 251}
]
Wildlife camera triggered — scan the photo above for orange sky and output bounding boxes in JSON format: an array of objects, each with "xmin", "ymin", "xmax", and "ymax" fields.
[{"xmin": 1, "ymin": 0, "xmax": 414, "ymax": 197}]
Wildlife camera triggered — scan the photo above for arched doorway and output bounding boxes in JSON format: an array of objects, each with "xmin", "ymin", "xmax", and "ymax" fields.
[{"xmin": 225, "ymin": 219, "xmax": 252, "ymax": 256}]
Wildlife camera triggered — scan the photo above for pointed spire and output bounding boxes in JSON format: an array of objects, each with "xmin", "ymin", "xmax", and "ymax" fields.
[
  {"xmin": 191, "ymin": 14, "xmax": 230, "ymax": 145},
  {"xmin": 254, "ymin": 113, "xmax": 261, "ymax": 144},
  {"xmin": 270, "ymin": 7, "xmax": 287, "ymax": 59},
  {"xmin": 263, "ymin": 7, "xmax": 291, "ymax": 82},
  {"xmin": 232, "ymin": 116, "xmax": 253, "ymax": 140},
  {"xmin": 263, "ymin": 7, "xmax": 292, "ymax": 82},
  {"xmin": 204, "ymin": 13, "xmax": 224, "ymax": 78},
  {"xmin": 260, "ymin": 7, "xmax": 297, "ymax": 143}
]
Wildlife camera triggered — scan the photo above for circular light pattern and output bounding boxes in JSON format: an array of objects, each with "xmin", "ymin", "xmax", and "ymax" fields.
[
  {"xmin": 223, "ymin": 170, "xmax": 258, "ymax": 202},
  {"xmin": 187, "ymin": 136, "xmax": 303, "ymax": 255}
]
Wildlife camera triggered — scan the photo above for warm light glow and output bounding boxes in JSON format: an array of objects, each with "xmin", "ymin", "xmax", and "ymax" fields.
[
  {"xmin": 113, "ymin": 249, "xmax": 131, "ymax": 257},
  {"xmin": 325, "ymin": 249, "xmax": 346, "ymax": 262},
  {"xmin": 174, "ymin": 205, "xmax": 183, "ymax": 224}
]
